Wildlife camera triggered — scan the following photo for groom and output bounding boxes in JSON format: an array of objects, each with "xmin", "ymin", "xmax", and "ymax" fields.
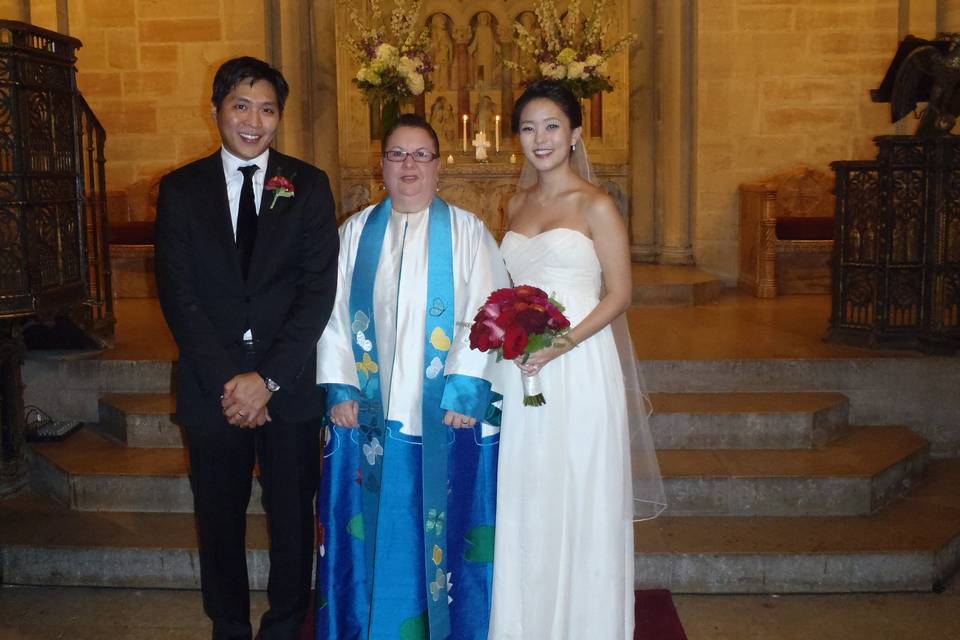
[{"xmin": 155, "ymin": 57, "xmax": 338, "ymax": 639}]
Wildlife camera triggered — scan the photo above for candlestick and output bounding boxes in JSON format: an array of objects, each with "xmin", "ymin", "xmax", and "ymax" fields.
[
  {"xmin": 495, "ymin": 115, "xmax": 501, "ymax": 154},
  {"xmin": 462, "ymin": 114, "xmax": 468, "ymax": 153}
]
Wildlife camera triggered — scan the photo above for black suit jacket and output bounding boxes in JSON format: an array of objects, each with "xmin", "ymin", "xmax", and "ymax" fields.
[{"xmin": 155, "ymin": 149, "xmax": 338, "ymax": 426}]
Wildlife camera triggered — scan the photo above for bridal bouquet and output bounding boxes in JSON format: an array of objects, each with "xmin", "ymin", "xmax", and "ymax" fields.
[
  {"xmin": 346, "ymin": 0, "xmax": 433, "ymax": 102},
  {"xmin": 507, "ymin": 0, "xmax": 636, "ymax": 99},
  {"xmin": 469, "ymin": 285, "xmax": 571, "ymax": 406}
]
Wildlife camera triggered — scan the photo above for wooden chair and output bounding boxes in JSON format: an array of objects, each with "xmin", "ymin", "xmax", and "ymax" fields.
[{"xmin": 739, "ymin": 167, "xmax": 835, "ymax": 298}]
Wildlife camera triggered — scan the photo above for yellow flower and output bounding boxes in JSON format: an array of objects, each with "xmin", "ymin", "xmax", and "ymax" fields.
[
  {"xmin": 557, "ymin": 47, "xmax": 577, "ymax": 65},
  {"xmin": 432, "ymin": 544, "xmax": 443, "ymax": 566},
  {"xmin": 585, "ymin": 53, "xmax": 603, "ymax": 67}
]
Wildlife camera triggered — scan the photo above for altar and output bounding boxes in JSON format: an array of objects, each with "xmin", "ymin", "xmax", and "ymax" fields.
[
  {"xmin": 341, "ymin": 160, "xmax": 629, "ymax": 241},
  {"xmin": 333, "ymin": 1, "xmax": 634, "ymax": 240}
]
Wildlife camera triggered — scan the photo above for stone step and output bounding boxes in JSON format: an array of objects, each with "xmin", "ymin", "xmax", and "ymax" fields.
[
  {"xmin": 0, "ymin": 491, "xmax": 269, "ymax": 590},
  {"xmin": 29, "ymin": 429, "xmax": 263, "ymax": 514},
  {"xmin": 657, "ymin": 426, "xmax": 929, "ymax": 516},
  {"xmin": 633, "ymin": 458, "xmax": 960, "ymax": 593},
  {"xmin": 98, "ymin": 391, "xmax": 852, "ymax": 451},
  {"xmin": 30, "ymin": 426, "xmax": 927, "ymax": 517},
  {"xmin": 4, "ymin": 460, "xmax": 959, "ymax": 593},
  {"xmin": 648, "ymin": 392, "xmax": 849, "ymax": 449},
  {"xmin": 97, "ymin": 393, "xmax": 182, "ymax": 448},
  {"xmin": 631, "ymin": 265, "xmax": 723, "ymax": 307}
]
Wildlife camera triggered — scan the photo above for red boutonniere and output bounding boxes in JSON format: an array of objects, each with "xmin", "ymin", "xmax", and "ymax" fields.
[{"xmin": 265, "ymin": 174, "xmax": 295, "ymax": 209}]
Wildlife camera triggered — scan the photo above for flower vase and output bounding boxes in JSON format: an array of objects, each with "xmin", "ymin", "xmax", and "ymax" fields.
[
  {"xmin": 380, "ymin": 98, "xmax": 402, "ymax": 136},
  {"xmin": 589, "ymin": 92, "xmax": 603, "ymax": 138}
]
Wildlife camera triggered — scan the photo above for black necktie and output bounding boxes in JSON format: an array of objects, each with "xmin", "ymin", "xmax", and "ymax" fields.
[{"xmin": 236, "ymin": 164, "xmax": 258, "ymax": 280}]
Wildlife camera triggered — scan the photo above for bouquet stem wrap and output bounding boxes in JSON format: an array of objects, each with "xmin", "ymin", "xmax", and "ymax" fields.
[{"xmin": 521, "ymin": 372, "xmax": 545, "ymax": 406}]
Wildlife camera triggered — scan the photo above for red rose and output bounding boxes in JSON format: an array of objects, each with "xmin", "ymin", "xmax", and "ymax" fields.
[
  {"xmin": 488, "ymin": 288, "xmax": 517, "ymax": 305},
  {"xmin": 502, "ymin": 324, "xmax": 529, "ymax": 360},
  {"xmin": 547, "ymin": 304, "xmax": 570, "ymax": 329},
  {"xmin": 266, "ymin": 175, "xmax": 295, "ymax": 191},
  {"xmin": 516, "ymin": 308, "xmax": 549, "ymax": 334}
]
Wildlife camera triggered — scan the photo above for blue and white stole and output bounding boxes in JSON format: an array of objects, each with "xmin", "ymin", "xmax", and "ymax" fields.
[{"xmin": 349, "ymin": 195, "xmax": 455, "ymax": 639}]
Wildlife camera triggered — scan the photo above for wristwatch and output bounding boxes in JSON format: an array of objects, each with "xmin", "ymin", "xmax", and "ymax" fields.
[{"xmin": 263, "ymin": 377, "xmax": 280, "ymax": 393}]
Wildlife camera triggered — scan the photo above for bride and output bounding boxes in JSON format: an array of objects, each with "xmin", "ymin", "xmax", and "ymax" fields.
[{"xmin": 488, "ymin": 80, "xmax": 666, "ymax": 639}]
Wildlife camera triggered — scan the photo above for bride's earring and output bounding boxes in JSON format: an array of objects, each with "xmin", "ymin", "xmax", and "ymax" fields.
[{"xmin": 571, "ymin": 143, "xmax": 577, "ymax": 152}]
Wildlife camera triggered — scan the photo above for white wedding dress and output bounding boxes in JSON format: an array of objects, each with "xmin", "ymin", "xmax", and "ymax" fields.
[{"xmin": 488, "ymin": 228, "xmax": 637, "ymax": 640}]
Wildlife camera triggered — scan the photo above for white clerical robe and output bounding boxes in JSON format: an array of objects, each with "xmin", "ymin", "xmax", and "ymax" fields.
[{"xmin": 316, "ymin": 203, "xmax": 508, "ymax": 435}]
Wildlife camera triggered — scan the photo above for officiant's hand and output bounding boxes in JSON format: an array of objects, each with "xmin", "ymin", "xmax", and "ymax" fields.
[
  {"xmin": 330, "ymin": 400, "xmax": 359, "ymax": 428},
  {"xmin": 222, "ymin": 372, "xmax": 274, "ymax": 427},
  {"xmin": 443, "ymin": 410, "xmax": 476, "ymax": 429}
]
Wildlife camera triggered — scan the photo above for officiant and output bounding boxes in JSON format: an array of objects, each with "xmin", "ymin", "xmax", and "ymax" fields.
[{"xmin": 315, "ymin": 114, "xmax": 508, "ymax": 639}]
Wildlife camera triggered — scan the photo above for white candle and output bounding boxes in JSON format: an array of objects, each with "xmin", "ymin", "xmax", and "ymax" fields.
[
  {"xmin": 462, "ymin": 114, "xmax": 468, "ymax": 153},
  {"xmin": 495, "ymin": 115, "xmax": 501, "ymax": 154}
]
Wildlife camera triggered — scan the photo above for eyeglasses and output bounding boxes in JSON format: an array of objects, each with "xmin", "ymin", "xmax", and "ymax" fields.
[{"xmin": 383, "ymin": 149, "xmax": 440, "ymax": 163}]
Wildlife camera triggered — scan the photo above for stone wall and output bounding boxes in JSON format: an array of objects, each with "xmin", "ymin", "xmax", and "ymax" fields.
[
  {"xmin": 67, "ymin": 1, "xmax": 268, "ymax": 221},
  {"xmin": 694, "ymin": 1, "xmax": 911, "ymax": 281},
  {"xmin": 5, "ymin": 1, "xmax": 943, "ymax": 280}
]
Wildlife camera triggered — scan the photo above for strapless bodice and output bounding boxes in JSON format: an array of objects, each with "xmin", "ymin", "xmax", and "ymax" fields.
[{"xmin": 500, "ymin": 228, "xmax": 602, "ymax": 322}]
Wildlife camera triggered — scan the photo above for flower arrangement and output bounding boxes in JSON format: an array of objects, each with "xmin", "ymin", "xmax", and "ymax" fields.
[
  {"xmin": 346, "ymin": 0, "xmax": 433, "ymax": 103},
  {"xmin": 469, "ymin": 285, "xmax": 571, "ymax": 406},
  {"xmin": 507, "ymin": 0, "xmax": 636, "ymax": 99}
]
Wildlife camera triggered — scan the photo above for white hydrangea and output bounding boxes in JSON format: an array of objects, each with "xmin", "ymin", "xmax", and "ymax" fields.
[
  {"xmin": 375, "ymin": 43, "xmax": 399, "ymax": 64},
  {"xmin": 585, "ymin": 53, "xmax": 603, "ymax": 68},
  {"xmin": 540, "ymin": 62, "xmax": 567, "ymax": 80},
  {"xmin": 405, "ymin": 71, "xmax": 425, "ymax": 95},
  {"xmin": 397, "ymin": 55, "xmax": 419, "ymax": 78},
  {"xmin": 567, "ymin": 61, "xmax": 586, "ymax": 80},
  {"xmin": 356, "ymin": 65, "xmax": 382, "ymax": 85}
]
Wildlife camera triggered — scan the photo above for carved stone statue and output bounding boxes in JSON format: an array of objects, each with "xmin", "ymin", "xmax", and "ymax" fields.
[
  {"xmin": 514, "ymin": 12, "xmax": 540, "ymax": 81},
  {"xmin": 428, "ymin": 14, "xmax": 454, "ymax": 91},
  {"xmin": 469, "ymin": 12, "xmax": 501, "ymax": 88},
  {"xmin": 429, "ymin": 95, "xmax": 457, "ymax": 147},
  {"xmin": 473, "ymin": 94, "xmax": 498, "ymax": 135}
]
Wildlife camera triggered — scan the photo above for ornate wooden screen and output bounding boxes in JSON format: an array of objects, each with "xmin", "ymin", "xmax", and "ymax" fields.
[
  {"xmin": 0, "ymin": 21, "xmax": 87, "ymax": 319},
  {"xmin": 830, "ymin": 136, "xmax": 960, "ymax": 353}
]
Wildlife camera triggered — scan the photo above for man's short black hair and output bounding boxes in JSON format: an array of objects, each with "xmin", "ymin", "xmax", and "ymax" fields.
[{"xmin": 211, "ymin": 56, "xmax": 290, "ymax": 112}]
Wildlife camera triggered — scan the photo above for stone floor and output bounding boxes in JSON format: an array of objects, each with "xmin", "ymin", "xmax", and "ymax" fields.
[
  {"xmin": 0, "ymin": 579, "xmax": 957, "ymax": 639},
  {"xmin": 98, "ymin": 291, "xmax": 916, "ymax": 363}
]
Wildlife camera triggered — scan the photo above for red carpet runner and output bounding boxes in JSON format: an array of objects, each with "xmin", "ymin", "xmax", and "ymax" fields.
[
  {"xmin": 634, "ymin": 589, "xmax": 688, "ymax": 640},
  {"xmin": 295, "ymin": 589, "xmax": 686, "ymax": 639}
]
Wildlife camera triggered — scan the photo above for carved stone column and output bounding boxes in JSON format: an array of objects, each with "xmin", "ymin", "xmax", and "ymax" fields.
[
  {"xmin": 654, "ymin": 0, "xmax": 694, "ymax": 265},
  {"xmin": 498, "ymin": 22, "xmax": 514, "ymax": 145},
  {"xmin": 454, "ymin": 26, "xmax": 472, "ymax": 118},
  {"xmin": 305, "ymin": 0, "xmax": 340, "ymax": 208},
  {"xmin": 628, "ymin": 0, "xmax": 657, "ymax": 262},
  {"xmin": 938, "ymin": 0, "xmax": 960, "ymax": 32}
]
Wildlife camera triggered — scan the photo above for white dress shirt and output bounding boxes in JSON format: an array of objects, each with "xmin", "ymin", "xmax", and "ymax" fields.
[
  {"xmin": 220, "ymin": 146, "xmax": 269, "ymax": 240},
  {"xmin": 220, "ymin": 146, "xmax": 269, "ymax": 340}
]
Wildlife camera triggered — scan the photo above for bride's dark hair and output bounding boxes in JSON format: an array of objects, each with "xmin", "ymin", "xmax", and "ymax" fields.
[{"xmin": 511, "ymin": 80, "xmax": 583, "ymax": 133}]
